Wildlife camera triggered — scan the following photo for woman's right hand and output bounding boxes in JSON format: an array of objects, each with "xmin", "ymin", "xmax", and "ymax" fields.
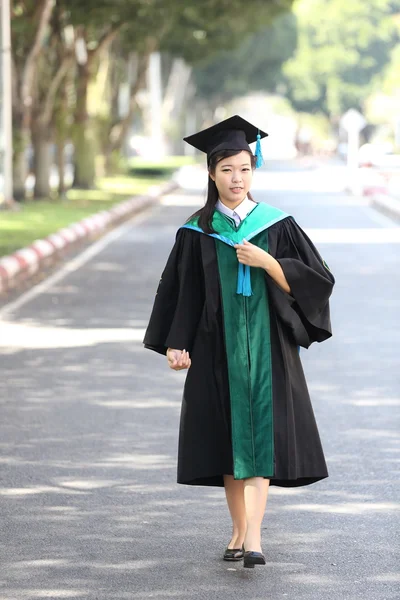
[{"xmin": 167, "ymin": 348, "xmax": 191, "ymax": 371}]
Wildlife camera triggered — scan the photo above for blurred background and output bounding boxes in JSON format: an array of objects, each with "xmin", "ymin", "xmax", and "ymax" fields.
[
  {"xmin": 0, "ymin": 3, "xmax": 399, "ymax": 597},
  {"xmin": 1, "ymin": 0, "xmax": 400, "ymax": 216}
]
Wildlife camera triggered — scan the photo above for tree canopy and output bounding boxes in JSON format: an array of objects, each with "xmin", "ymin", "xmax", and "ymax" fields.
[
  {"xmin": 10, "ymin": 0, "xmax": 296, "ymax": 195},
  {"xmin": 192, "ymin": 13, "xmax": 297, "ymax": 106},
  {"xmin": 283, "ymin": 0, "xmax": 400, "ymax": 117}
]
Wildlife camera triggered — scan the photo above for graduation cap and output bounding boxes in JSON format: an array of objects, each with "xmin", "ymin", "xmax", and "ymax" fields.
[{"xmin": 183, "ymin": 115, "xmax": 268, "ymax": 169}]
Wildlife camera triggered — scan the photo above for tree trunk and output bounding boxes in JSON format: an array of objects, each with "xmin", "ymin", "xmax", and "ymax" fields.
[
  {"xmin": 73, "ymin": 122, "xmax": 97, "ymax": 188},
  {"xmin": 12, "ymin": 0, "xmax": 57, "ymax": 199},
  {"xmin": 73, "ymin": 63, "xmax": 96, "ymax": 188},
  {"xmin": 104, "ymin": 146, "xmax": 113, "ymax": 175},
  {"xmin": 54, "ymin": 100, "xmax": 67, "ymax": 197},
  {"xmin": 13, "ymin": 151, "xmax": 28, "ymax": 200},
  {"xmin": 12, "ymin": 126, "xmax": 30, "ymax": 200},
  {"xmin": 56, "ymin": 141, "xmax": 66, "ymax": 196},
  {"xmin": 105, "ymin": 52, "xmax": 151, "ymax": 162},
  {"xmin": 32, "ymin": 121, "xmax": 52, "ymax": 198},
  {"xmin": 162, "ymin": 59, "xmax": 192, "ymax": 122}
]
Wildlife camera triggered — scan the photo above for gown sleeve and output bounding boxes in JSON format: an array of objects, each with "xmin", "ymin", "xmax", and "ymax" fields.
[
  {"xmin": 143, "ymin": 227, "xmax": 204, "ymax": 356},
  {"xmin": 266, "ymin": 216, "xmax": 335, "ymax": 349}
]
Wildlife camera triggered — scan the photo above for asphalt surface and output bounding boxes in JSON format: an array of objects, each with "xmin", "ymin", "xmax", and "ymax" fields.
[{"xmin": 0, "ymin": 161, "xmax": 399, "ymax": 600}]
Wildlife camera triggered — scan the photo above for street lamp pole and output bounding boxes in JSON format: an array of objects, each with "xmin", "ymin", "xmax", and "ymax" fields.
[{"xmin": 0, "ymin": 0, "xmax": 13, "ymax": 206}]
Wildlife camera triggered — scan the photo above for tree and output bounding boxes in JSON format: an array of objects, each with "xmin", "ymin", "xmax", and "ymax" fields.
[
  {"xmin": 31, "ymin": 4, "xmax": 75, "ymax": 197},
  {"xmin": 63, "ymin": 0, "xmax": 295, "ymax": 187},
  {"xmin": 192, "ymin": 13, "xmax": 297, "ymax": 108},
  {"xmin": 283, "ymin": 0, "xmax": 400, "ymax": 118},
  {"xmin": 102, "ymin": 40, "xmax": 157, "ymax": 169},
  {"xmin": 10, "ymin": 0, "xmax": 296, "ymax": 195},
  {"xmin": 11, "ymin": 0, "xmax": 57, "ymax": 198},
  {"xmin": 59, "ymin": 0, "xmax": 127, "ymax": 188}
]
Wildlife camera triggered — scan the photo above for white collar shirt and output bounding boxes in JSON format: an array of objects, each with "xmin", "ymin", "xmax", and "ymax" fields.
[{"xmin": 215, "ymin": 196, "xmax": 256, "ymax": 227}]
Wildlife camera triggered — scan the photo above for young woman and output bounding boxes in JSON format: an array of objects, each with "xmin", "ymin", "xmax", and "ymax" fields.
[{"xmin": 143, "ymin": 115, "xmax": 335, "ymax": 569}]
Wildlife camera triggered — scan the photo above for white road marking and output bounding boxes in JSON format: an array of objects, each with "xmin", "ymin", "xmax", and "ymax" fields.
[
  {"xmin": 305, "ymin": 228, "xmax": 400, "ymax": 243},
  {"xmin": 0, "ymin": 205, "xmax": 159, "ymax": 319}
]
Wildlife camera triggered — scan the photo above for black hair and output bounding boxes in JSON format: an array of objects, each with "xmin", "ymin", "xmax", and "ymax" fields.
[{"xmin": 187, "ymin": 150, "xmax": 257, "ymax": 234}]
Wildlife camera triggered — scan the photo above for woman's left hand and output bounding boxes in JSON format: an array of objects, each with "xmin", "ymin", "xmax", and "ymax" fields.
[{"xmin": 234, "ymin": 240, "xmax": 270, "ymax": 269}]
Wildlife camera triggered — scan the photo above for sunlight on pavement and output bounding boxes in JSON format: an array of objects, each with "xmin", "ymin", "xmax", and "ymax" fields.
[
  {"xmin": 90, "ymin": 398, "xmax": 181, "ymax": 409},
  {"xmin": 89, "ymin": 560, "xmax": 158, "ymax": 570},
  {"xmin": 55, "ymin": 479, "xmax": 118, "ymax": 490},
  {"xmin": 343, "ymin": 428, "xmax": 398, "ymax": 440},
  {"xmin": 161, "ymin": 193, "xmax": 203, "ymax": 206},
  {"xmin": 6, "ymin": 591, "xmax": 87, "ymax": 598},
  {"xmin": 0, "ymin": 322, "xmax": 146, "ymax": 350},
  {"xmin": 8, "ymin": 560, "xmax": 72, "ymax": 568},
  {"xmin": 89, "ymin": 453, "xmax": 176, "ymax": 471},
  {"xmin": 127, "ymin": 591, "xmax": 189, "ymax": 598},
  {"xmin": 252, "ymin": 168, "xmax": 348, "ymax": 193},
  {"xmin": 304, "ymin": 228, "xmax": 400, "ymax": 243},
  {"xmin": 287, "ymin": 574, "xmax": 338, "ymax": 586},
  {"xmin": 366, "ymin": 574, "xmax": 400, "ymax": 582},
  {"xmin": 0, "ymin": 486, "xmax": 87, "ymax": 496},
  {"xmin": 282, "ymin": 502, "xmax": 400, "ymax": 513},
  {"xmin": 348, "ymin": 398, "xmax": 400, "ymax": 406}
]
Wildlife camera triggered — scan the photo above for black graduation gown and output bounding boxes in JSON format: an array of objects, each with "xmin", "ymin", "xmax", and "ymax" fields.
[{"xmin": 143, "ymin": 215, "xmax": 335, "ymax": 487}]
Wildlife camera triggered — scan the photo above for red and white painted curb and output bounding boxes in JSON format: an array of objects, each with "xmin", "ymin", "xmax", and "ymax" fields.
[
  {"xmin": 0, "ymin": 180, "xmax": 177, "ymax": 294},
  {"xmin": 357, "ymin": 166, "xmax": 400, "ymax": 221}
]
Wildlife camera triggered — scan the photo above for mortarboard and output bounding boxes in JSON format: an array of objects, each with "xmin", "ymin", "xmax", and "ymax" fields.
[{"xmin": 183, "ymin": 115, "xmax": 268, "ymax": 168}]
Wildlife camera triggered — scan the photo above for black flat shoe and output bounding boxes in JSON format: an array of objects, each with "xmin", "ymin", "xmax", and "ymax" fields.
[
  {"xmin": 243, "ymin": 550, "xmax": 266, "ymax": 569},
  {"xmin": 223, "ymin": 545, "xmax": 244, "ymax": 561}
]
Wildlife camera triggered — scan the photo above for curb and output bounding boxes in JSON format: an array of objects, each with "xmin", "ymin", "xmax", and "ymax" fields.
[
  {"xmin": 360, "ymin": 164, "xmax": 400, "ymax": 221},
  {"xmin": 362, "ymin": 185, "xmax": 400, "ymax": 222},
  {"xmin": 0, "ymin": 179, "xmax": 178, "ymax": 295},
  {"xmin": 370, "ymin": 192, "xmax": 400, "ymax": 222}
]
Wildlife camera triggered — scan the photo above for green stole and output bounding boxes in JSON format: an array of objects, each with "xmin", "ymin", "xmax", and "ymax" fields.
[{"xmin": 181, "ymin": 203, "xmax": 289, "ymax": 479}]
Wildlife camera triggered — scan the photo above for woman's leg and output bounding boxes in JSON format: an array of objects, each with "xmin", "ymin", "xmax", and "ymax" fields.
[
  {"xmin": 243, "ymin": 477, "xmax": 270, "ymax": 553},
  {"xmin": 223, "ymin": 474, "xmax": 247, "ymax": 548}
]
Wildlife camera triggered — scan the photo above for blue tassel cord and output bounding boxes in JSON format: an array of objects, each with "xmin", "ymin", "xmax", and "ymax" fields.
[
  {"xmin": 255, "ymin": 132, "xmax": 264, "ymax": 169},
  {"xmin": 243, "ymin": 265, "xmax": 252, "ymax": 296},
  {"xmin": 236, "ymin": 262, "xmax": 245, "ymax": 294},
  {"xmin": 236, "ymin": 262, "xmax": 253, "ymax": 297}
]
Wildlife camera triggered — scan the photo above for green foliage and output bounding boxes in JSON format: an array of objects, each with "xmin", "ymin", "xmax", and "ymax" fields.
[
  {"xmin": 193, "ymin": 12, "xmax": 297, "ymax": 104},
  {"xmin": 159, "ymin": 0, "xmax": 293, "ymax": 64},
  {"xmin": 380, "ymin": 42, "xmax": 400, "ymax": 95},
  {"xmin": 126, "ymin": 155, "xmax": 196, "ymax": 177},
  {"xmin": 0, "ymin": 172, "xmax": 168, "ymax": 256},
  {"xmin": 10, "ymin": 0, "xmax": 296, "ymax": 198},
  {"xmin": 61, "ymin": 0, "xmax": 294, "ymax": 63},
  {"xmin": 11, "ymin": 1, "xmax": 44, "ymax": 67},
  {"xmin": 364, "ymin": 40, "xmax": 400, "ymax": 125},
  {"xmin": 284, "ymin": 0, "xmax": 400, "ymax": 116}
]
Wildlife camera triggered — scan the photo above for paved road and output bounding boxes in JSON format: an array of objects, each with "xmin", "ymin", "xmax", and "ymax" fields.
[{"xmin": 0, "ymin": 161, "xmax": 399, "ymax": 600}]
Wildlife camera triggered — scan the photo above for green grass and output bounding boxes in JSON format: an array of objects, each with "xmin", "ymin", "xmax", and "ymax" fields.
[
  {"xmin": 0, "ymin": 173, "xmax": 168, "ymax": 257},
  {"xmin": 127, "ymin": 155, "xmax": 196, "ymax": 176}
]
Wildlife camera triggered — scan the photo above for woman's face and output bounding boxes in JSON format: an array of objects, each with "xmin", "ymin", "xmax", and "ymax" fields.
[{"xmin": 210, "ymin": 151, "xmax": 253, "ymax": 206}]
